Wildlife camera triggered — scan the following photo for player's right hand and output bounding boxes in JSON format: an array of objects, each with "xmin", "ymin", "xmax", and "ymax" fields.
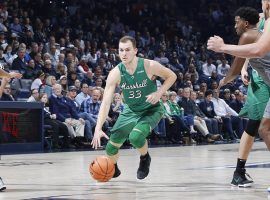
[
  {"xmin": 91, "ymin": 130, "xmax": 109, "ymax": 149},
  {"xmin": 9, "ymin": 72, "xmax": 22, "ymax": 79},
  {"xmin": 241, "ymin": 70, "xmax": 249, "ymax": 85}
]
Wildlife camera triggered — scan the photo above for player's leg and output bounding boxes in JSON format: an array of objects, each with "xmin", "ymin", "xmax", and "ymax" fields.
[
  {"xmin": 231, "ymin": 119, "xmax": 259, "ymax": 187},
  {"xmin": 106, "ymin": 108, "xmax": 138, "ymax": 178},
  {"xmin": 130, "ymin": 108, "xmax": 163, "ymax": 179},
  {"xmin": 0, "ymin": 177, "xmax": 6, "ymax": 191},
  {"xmin": 258, "ymin": 117, "xmax": 270, "ymax": 150}
]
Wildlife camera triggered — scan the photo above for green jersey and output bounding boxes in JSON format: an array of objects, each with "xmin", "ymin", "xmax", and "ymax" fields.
[{"xmin": 118, "ymin": 57, "xmax": 160, "ymax": 112}]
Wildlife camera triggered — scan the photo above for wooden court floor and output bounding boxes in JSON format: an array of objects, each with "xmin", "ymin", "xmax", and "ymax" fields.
[{"xmin": 0, "ymin": 142, "xmax": 269, "ymax": 200}]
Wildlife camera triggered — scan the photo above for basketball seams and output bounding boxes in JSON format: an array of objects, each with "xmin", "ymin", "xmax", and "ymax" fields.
[{"xmin": 90, "ymin": 156, "xmax": 115, "ymax": 182}]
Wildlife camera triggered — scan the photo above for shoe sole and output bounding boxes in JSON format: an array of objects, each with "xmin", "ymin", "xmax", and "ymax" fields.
[
  {"xmin": 0, "ymin": 187, "xmax": 6, "ymax": 191},
  {"xmin": 230, "ymin": 183, "xmax": 253, "ymax": 188}
]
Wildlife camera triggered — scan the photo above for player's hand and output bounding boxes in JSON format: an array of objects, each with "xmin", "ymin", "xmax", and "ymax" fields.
[
  {"xmin": 9, "ymin": 72, "xmax": 22, "ymax": 79},
  {"xmin": 241, "ymin": 69, "xmax": 249, "ymax": 85},
  {"xmin": 218, "ymin": 78, "xmax": 226, "ymax": 90},
  {"xmin": 207, "ymin": 36, "xmax": 225, "ymax": 52},
  {"xmin": 91, "ymin": 129, "xmax": 109, "ymax": 149},
  {"xmin": 146, "ymin": 91, "xmax": 162, "ymax": 104}
]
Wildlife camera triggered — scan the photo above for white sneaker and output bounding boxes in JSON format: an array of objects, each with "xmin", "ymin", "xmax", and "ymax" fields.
[{"xmin": 0, "ymin": 177, "xmax": 6, "ymax": 191}]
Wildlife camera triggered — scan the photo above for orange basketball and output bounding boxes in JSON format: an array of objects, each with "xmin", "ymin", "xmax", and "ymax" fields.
[{"xmin": 89, "ymin": 156, "xmax": 115, "ymax": 182}]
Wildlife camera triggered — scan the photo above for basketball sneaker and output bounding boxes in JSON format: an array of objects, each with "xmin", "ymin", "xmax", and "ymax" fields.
[
  {"xmin": 137, "ymin": 152, "xmax": 151, "ymax": 179},
  {"xmin": 113, "ymin": 163, "xmax": 121, "ymax": 178},
  {"xmin": 0, "ymin": 177, "xmax": 6, "ymax": 191},
  {"xmin": 231, "ymin": 169, "xmax": 253, "ymax": 187}
]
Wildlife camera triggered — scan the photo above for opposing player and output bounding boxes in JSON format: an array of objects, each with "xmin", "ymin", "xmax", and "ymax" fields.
[
  {"xmin": 0, "ymin": 68, "xmax": 22, "ymax": 191},
  {"xmin": 208, "ymin": 1, "xmax": 270, "ymax": 190},
  {"xmin": 218, "ymin": 7, "xmax": 269, "ymax": 187},
  {"xmin": 91, "ymin": 36, "xmax": 176, "ymax": 179}
]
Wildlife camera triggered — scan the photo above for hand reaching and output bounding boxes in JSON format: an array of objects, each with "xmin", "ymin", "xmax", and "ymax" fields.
[
  {"xmin": 9, "ymin": 72, "xmax": 22, "ymax": 79},
  {"xmin": 207, "ymin": 36, "xmax": 225, "ymax": 52},
  {"xmin": 91, "ymin": 129, "xmax": 109, "ymax": 149}
]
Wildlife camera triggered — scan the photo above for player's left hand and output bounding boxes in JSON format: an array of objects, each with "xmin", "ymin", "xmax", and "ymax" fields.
[
  {"xmin": 207, "ymin": 36, "xmax": 225, "ymax": 52},
  {"xmin": 146, "ymin": 91, "xmax": 162, "ymax": 104}
]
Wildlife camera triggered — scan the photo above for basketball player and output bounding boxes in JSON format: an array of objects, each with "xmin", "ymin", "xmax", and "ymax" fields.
[
  {"xmin": 91, "ymin": 36, "xmax": 176, "ymax": 179},
  {"xmin": 208, "ymin": 1, "xmax": 270, "ymax": 190},
  {"xmin": 218, "ymin": 7, "xmax": 269, "ymax": 187},
  {"xmin": 0, "ymin": 69, "xmax": 22, "ymax": 191}
]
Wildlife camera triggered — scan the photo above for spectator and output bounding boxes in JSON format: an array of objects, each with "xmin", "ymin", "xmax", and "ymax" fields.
[
  {"xmin": 40, "ymin": 93, "xmax": 71, "ymax": 149},
  {"xmin": 211, "ymin": 89, "xmax": 244, "ymax": 140},
  {"xmin": 27, "ymin": 88, "xmax": 39, "ymax": 102},
  {"xmin": 49, "ymin": 84, "xmax": 85, "ymax": 146},
  {"xmin": 31, "ymin": 71, "xmax": 45, "ymax": 90},
  {"xmin": 0, "ymin": 78, "xmax": 14, "ymax": 101}
]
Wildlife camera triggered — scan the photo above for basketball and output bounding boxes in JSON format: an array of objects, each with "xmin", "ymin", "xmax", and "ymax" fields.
[{"xmin": 89, "ymin": 156, "xmax": 115, "ymax": 182}]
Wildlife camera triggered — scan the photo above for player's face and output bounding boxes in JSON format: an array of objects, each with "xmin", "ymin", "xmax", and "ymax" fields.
[
  {"xmin": 234, "ymin": 16, "xmax": 246, "ymax": 36},
  {"xmin": 119, "ymin": 41, "xmax": 137, "ymax": 64}
]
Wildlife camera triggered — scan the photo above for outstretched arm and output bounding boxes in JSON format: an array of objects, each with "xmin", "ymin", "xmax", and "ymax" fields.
[
  {"xmin": 207, "ymin": 18, "xmax": 270, "ymax": 58},
  {"xmin": 0, "ymin": 69, "xmax": 22, "ymax": 79},
  {"xmin": 91, "ymin": 67, "xmax": 120, "ymax": 149}
]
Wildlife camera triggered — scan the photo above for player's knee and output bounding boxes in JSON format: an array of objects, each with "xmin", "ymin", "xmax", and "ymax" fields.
[
  {"xmin": 245, "ymin": 119, "xmax": 260, "ymax": 137},
  {"xmin": 105, "ymin": 142, "xmax": 119, "ymax": 156},
  {"xmin": 129, "ymin": 124, "xmax": 150, "ymax": 148}
]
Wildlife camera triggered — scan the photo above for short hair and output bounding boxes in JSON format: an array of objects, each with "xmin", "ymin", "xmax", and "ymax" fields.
[
  {"xmin": 119, "ymin": 36, "xmax": 136, "ymax": 48},
  {"xmin": 234, "ymin": 7, "xmax": 259, "ymax": 25},
  {"xmin": 205, "ymin": 90, "xmax": 213, "ymax": 97}
]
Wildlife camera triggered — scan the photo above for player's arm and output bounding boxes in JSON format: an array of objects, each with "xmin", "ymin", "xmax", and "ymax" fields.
[
  {"xmin": 219, "ymin": 33, "xmax": 256, "ymax": 88},
  {"xmin": 0, "ymin": 69, "xmax": 22, "ymax": 79},
  {"xmin": 207, "ymin": 19, "xmax": 270, "ymax": 58},
  {"xmin": 145, "ymin": 59, "xmax": 177, "ymax": 104},
  {"xmin": 208, "ymin": 19, "xmax": 270, "ymax": 58},
  {"xmin": 91, "ymin": 67, "xmax": 120, "ymax": 149}
]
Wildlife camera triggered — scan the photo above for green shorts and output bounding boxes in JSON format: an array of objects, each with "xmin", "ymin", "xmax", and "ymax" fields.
[
  {"xmin": 109, "ymin": 104, "xmax": 164, "ymax": 144},
  {"xmin": 239, "ymin": 70, "xmax": 270, "ymax": 120}
]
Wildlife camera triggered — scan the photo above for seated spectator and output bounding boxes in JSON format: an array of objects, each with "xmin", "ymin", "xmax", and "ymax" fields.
[
  {"xmin": 160, "ymin": 92, "xmax": 188, "ymax": 143},
  {"xmin": 178, "ymin": 87, "xmax": 197, "ymax": 134},
  {"xmin": 201, "ymin": 57, "xmax": 216, "ymax": 83},
  {"xmin": 75, "ymin": 82, "xmax": 91, "ymax": 106},
  {"xmin": 39, "ymin": 93, "xmax": 71, "ymax": 149},
  {"xmin": 49, "ymin": 84, "xmax": 85, "ymax": 147},
  {"xmin": 31, "ymin": 70, "xmax": 45, "ymax": 90},
  {"xmin": 190, "ymin": 91, "xmax": 221, "ymax": 142},
  {"xmin": 27, "ymin": 88, "xmax": 39, "ymax": 102},
  {"xmin": 59, "ymin": 75, "xmax": 68, "ymax": 95},
  {"xmin": 23, "ymin": 59, "xmax": 39, "ymax": 79},
  {"xmin": 211, "ymin": 89, "xmax": 244, "ymax": 140},
  {"xmin": 66, "ymin": 86, "xmax": 94, "ymax": 142},
  {"xmin": 42, "ymin": 59, "xmax": 57, "ymax": 77},
  {"xmin": 0, "ymin": 78, "xmax": 15, "ymax": 101},
  {"xmin": 81, "ymin": 88, "xmax": 109, "ymax": 131},
  {"xmin": 74, "ymin": 79, "xmax": 81, "ymax": 92},
  {"xmin": 109, "ymin": 93, "xmax": 124, "ymax": 125},
  {"xmin": 230, "ymin": 91, "xmax": 244, "ymax": 113},
  {"xmin": 40, "ymin": 75, "xmax": 56, "ymax": 98},
  {"xmin": 11, "ymin": 48, "xmax": 27, "ymax": 72},
  {"xmin": 217, "ymin": 58, "xmax": 230, "ymax": 79},
  {"xmin": 199, "ymin": 90, "xmax": 222, "ymax": 136},
  {"xmin": 223, "ymin": 88, "xmax": 232, "ymax": 105}
]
